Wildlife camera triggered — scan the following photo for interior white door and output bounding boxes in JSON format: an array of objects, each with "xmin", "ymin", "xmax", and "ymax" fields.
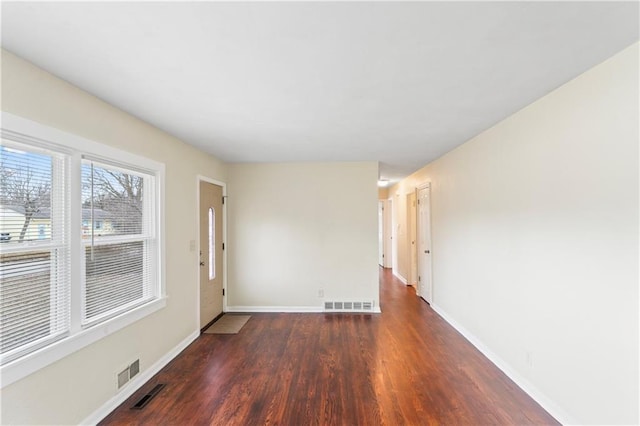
[
  {"xmin": 417, "ymin": 185, "xmax": 432, "ymax": 303},
  {"xmin": 407, "ymin": 192, "xmax": 417, "ymax": 286},
  {"xmin": 383, "ymin": 199, "xmax": 392, "ymax": 268}
]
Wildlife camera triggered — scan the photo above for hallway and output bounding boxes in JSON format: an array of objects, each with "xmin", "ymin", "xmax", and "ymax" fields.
[{"xmin": 100, "ymin": 268, "xmax": 557, "ymax": 425}]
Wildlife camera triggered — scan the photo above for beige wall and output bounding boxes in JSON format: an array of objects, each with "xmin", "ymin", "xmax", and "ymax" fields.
[
  {"xmin": 3, "ymin": 38, "xmax": 637, "ymax": 425},
  {"xmin": 1, "ymin": 50, "xmax": 227, "ymax": 424},
  {"xmin": 227, "ymin": 162, "xmax": 379, "ymax": 309},
  {"xmin": 389, "ymin": 43, "xmax": 639, "ymax": 424}
]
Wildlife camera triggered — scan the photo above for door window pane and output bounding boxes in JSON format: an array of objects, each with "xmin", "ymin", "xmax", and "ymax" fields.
[{"xmin": 208, "ymin": 207, "xmax": 215, "ymax": 280}]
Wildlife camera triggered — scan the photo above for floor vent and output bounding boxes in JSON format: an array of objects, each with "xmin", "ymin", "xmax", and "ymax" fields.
[
  {"xmin": 131, "ymin": 383, "xmax": 165, "ymax": 410},
  {"xmin": 324, "ymin": 300, "xmax": 375, "ymax": 313}
]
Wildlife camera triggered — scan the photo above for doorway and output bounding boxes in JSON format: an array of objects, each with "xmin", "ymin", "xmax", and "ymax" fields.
[
  {"xmin": 407, "ymin": 192, "xmax": 417, "ymax": 287},
  {"xmin": 199, "ymin": 179, "xmax": 224, "ymax": 329},
  {"xmin": 416, "ymin": 184, "xmax": 432, "ymax": 303},
  {"xmin": 380, "ymin": 199, "xmax": 392, "ymax": 268}
]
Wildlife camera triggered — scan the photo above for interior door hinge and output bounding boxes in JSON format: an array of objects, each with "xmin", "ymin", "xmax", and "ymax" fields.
[
  {"xmin": 222, "ymin": 242, "xmax": 225, "ymax": 250},
  {"xmin": 222, "ymin": 288, "xmax": 225, "ymax": 296},
  {"xmin": 222, "ymin": 196, "xmax": 225, "ymax": 205},
  {"xmin": 418, "ymin": 275, "xmax": 421, "ymax": 281}
]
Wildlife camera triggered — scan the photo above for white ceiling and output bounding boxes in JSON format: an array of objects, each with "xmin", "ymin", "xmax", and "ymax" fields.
[{"xmin": 1, "ymin": 2, "xmax": 638, "ymax": 181}]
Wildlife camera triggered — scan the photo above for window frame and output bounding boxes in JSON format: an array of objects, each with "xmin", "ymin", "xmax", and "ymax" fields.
[{"xmin": 0, "ymin": 112, "xmax": 166, "ymax": 388}]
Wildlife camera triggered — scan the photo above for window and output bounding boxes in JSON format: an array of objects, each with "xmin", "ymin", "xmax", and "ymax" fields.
[
  {"xmin": 0, "ymin": 144, "xmax": 70, "ymax": 364},
  {"xmin": 81, "ymin": 160, "xmax": 156, "ymax": 325},
  {"xmin": 0, "ymin": 113, "xmax": 165, "ymax": 385}
]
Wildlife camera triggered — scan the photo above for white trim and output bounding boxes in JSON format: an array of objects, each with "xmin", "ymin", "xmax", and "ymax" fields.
[
  {"xmin": 226, "ymin": 306, "xmax": 323, "ymax": 313},
  {"xmin": 378, "ymin": 200, "xmax": 384, "ymax": 266},
  {"xmin": 325, "ymin": 308, "xmax": 383, "ymax": 314},
  {"xmin": 1, "ymin": 113, "xmax": 163, "ymax": 173},
  {"xmin": 226, "ymin": 305, "xmax": 382, "ymax": 314},
  {"xmin": 196, "ymin": 176, "xmax": 227, "ymax": 331},
  {"xmin": 80, "ymin": 330, "xmax": 199, "ymax": 426},
  {"xmin": 1, "ymin": 298, "xmax": 166, "ymax": 388},
  {"xmin": 431, "ymin": 304, "xmax": 575, "ymax": 426},
  {"xmin": 70, "ymin": 154, "xmax": 83, "ymax": 333},
  {"xmin": 393, "ymin": 272, "xmax": 408, "ymax": 285}
]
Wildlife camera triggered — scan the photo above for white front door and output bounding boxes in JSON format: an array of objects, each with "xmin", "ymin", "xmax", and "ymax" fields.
[{"xmin": 417, "ymin": 185, "xmax": 432, "ymax": 303}]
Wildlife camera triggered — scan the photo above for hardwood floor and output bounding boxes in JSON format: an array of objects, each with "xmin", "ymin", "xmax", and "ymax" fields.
[{"xmin": 100, "ymin": 268, "xmax": 558, "ymax": 425}]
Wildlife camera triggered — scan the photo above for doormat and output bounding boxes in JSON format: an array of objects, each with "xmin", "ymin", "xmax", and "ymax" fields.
[{"xmin": 203, "ymin": 314, "xmax": 251, "ymax": 334}]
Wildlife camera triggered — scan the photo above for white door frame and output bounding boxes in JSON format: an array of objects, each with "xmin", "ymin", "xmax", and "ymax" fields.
[
  {"xmin": 196, "ymin": 175, "xmax": 227, "ymax": 330},
  {"xmin": 416, "ymin": 183, "xmax": 433, "ymax": 303},
  {"xmin": 407, "ymin": 192, "xmax": 418, "ymax": 287}
]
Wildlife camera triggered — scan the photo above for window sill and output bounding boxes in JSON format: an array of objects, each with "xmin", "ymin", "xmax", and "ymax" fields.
[{"xmin": 0, "ymin": 296, "xmax": 167, "ymax": 389}]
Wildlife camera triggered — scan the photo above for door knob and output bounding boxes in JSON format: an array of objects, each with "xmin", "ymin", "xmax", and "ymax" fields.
[
  {"xmin": 424, "ymin": 250, "xmax": 430, "ymax": 254},
  {"xmin": 199, "ymin": 261, "xmax": 205, "ymax": 266}
]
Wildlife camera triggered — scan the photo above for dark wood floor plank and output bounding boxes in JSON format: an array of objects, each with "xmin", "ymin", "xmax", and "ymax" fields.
[{"xmin": 99, "ymin": 268, "xmax": 558, "ymax": 425}]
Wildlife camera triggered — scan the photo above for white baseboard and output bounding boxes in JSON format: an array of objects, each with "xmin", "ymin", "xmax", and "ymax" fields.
[
  {"xmin": 81, "ymin": 330, "xmax": 200, "ymax": 426},
  {"xmin": 430, "ymin": 304, "xmax": 575, "ymax": 425},
  {"xmin": 226, "ymin": 306, "xmax": 382, "ymax": 314},
  {"xmin": 393, "ymin": 271, "xmax": 408, "ymax": 284},
  {"xmin": 226, "ymin": 305, "xmax": 324, "ymax": 313}
]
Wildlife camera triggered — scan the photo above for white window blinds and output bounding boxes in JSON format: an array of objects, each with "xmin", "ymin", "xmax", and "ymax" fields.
[
  {"xmin": 81, "ymin": 160, "xmax": 156, "ymax": 325},
  {"xmin": 0, "ymin": 142, "xmax": 70, "ymax": 365}
]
